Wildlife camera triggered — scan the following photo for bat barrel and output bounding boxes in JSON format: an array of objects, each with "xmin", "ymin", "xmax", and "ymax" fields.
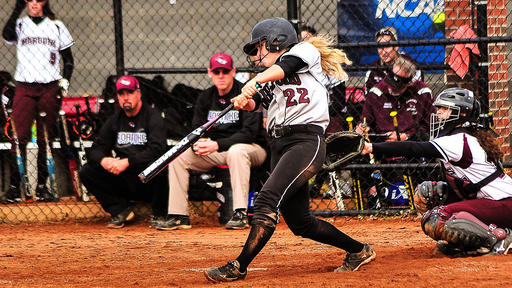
[
  {"xmin": 138, "ymin": 139, "xmax": 192, "ymax": 183},
  {"xmin": 139, "ymin": 103, "xmax": 235, "ymax": 183}
]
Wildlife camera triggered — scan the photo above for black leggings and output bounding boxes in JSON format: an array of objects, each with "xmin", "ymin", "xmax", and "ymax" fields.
[
  {"xmin": 255, "ymin": 132, "xmax": 325, "ymax": 224},
  {"xmin": 236, "ymin": 131, "xmax": 364, "ymax": 272}
]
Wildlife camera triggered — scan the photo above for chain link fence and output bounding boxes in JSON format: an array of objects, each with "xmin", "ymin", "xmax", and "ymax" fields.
[{"xmin": 0, "ymin": 0, "xmax": 511, "ymax": 223}]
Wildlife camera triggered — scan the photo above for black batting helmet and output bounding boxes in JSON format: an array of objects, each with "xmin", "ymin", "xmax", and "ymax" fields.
[{"xmin": 243, "ymin": 17, "xmax": 298, "ymax": 56}]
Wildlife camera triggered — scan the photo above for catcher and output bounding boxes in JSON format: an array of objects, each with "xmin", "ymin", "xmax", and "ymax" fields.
[{"xmin": 362, "ymin": 88, "xmax": 512, "ymax": 256}]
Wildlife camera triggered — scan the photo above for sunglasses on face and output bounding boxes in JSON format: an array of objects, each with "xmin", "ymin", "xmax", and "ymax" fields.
[
  {"xmin": 375, "ymin": 29, "xmax": 397, "ymax": 41},
  {"xmin": 211, "ymin": 68, "xmax": 231, "ymax": 75},
  {"xmin": 384, "ymin": 71, "xmax": 412, "ymax": 90}
]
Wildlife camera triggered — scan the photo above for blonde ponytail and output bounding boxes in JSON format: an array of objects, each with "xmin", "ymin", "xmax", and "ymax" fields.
[{"xmin": 306, "ymin": 34, "xmax": 352, "ymax": 81}]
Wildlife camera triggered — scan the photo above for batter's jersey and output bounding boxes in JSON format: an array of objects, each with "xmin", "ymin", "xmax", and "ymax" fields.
[
  {"xmin": 6, "ymin": 16, "xmax": 74, "ymax": 83},
  {"xmin": 431, "ymin": 132, "xmax": 512, "ymax": 200},
  {"xmin": 259, "ymin": 41, "xmax": 330, "ymax": 132}
]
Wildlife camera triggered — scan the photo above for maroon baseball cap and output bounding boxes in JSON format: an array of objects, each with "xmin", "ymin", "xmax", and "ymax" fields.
[
  {"xmin": 116, "ymin": 75, "xmax": 140, "ymax": 92},
  {"xmin": 209, "ymin": 53, "xmax": 233, "ymax": 71}
]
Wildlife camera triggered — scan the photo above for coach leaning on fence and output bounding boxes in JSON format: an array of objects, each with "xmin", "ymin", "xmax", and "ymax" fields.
[{"xmin": 79, "ymin": 76, "xmax": 169, "ymax": 229}]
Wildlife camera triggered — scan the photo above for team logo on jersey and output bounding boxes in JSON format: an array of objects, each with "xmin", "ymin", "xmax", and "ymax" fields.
[
  {"xmin": 218, "ymin": 98, "xmax": 226, "ymax": 105},
  {"xmin": 21, "ymin": 37, "xmax": 56, "ymax": 48},
  {"xmin": 116, "ymin": 131, "xmax": 147, "ymax": 146},
  {"xmin": 275, "ymin": 74, "xmax": 301, "ymax": 86},
  {"xmin": 208, "ymin": 110, "xmax": 239, "ymax": 124},
  {"xmin": 406, "ymin": 99, "xmax": 417, "ymax": 112},
  {"xmin": 259, "ymin": 84, "xmax": 275, "ymax": 109},
  {"xmin": 128, "ymin": 121, "xmax": 135, "ymax": 128}
]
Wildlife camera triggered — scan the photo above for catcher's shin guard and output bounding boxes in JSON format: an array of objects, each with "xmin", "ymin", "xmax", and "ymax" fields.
[
  {"xmin": 421, "ymin": 206, "xmax": 449, "ymax": 240},
  {"xmin": 442, "ymin": 211, "xmax": 506, "ymax": 251}
]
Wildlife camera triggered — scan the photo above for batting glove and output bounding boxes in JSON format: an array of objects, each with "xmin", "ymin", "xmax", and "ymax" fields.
[{"xmin": 59, "ymin": 78, "xmax": 70, "ymax": 97}]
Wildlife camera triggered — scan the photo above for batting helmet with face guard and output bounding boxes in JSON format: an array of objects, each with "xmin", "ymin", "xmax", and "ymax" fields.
[{"xmin": 243, "ymin": 17, "xmax": 298, "ymax": 56}]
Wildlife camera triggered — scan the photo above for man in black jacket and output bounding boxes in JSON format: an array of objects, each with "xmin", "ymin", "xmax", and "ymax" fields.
[
  {"xmin": 157, "ymin": 53, "xmax": 267, "ymax": 231},
  {"xmin": 79, "ymin": 75, "xmax": 168, "ymax": 229}
]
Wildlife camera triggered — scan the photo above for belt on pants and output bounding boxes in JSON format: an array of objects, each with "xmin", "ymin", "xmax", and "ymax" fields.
[{"xmin": 269, "ymin": 124, "xmax": 324, "ymax": 139}]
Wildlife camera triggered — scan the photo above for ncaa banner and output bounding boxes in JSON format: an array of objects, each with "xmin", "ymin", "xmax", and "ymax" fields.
[{"xmin": 337, "ymin": 0, "xmax": 445, "ymax": 69}]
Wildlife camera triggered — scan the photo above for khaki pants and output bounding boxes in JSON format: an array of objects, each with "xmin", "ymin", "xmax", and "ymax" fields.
[{"xmin": 168, "ymin": 143, "xmax": 267, "ymax": 215}]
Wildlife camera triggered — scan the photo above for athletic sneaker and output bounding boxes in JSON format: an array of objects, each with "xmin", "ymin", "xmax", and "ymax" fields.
[
  {"xmin": 436, "ymin": 241, "xmax": 464, "ymax": 256},
  {"xmin": 35, "ymin": 185, "xmax": 55, "ymax": 202},
  {"xmin": 225, "ymin": 209, "xmax": 249, "ymax": 230},
  {"xmin": 204, "ymin": 260, "xmax": 247, "ymax": 283},
  {"xmin": 1, "ymin": 185, "xmax": 22, "ymax": 204},
  {"xmin": 155, "ymin": 215, "xmax": 191, "ymax": 231},
  {"xmin": 149, "ymin": 215, "xmax": 166, "ymax": 228},
  {"xmin": 335, "ymin": 244, "xmax": 376, "ymax": 272},
  {"xmin": 436, "ymin": 240, "xmax": 490, "ymax": 257},
  {"xmin": 490, "ymin": 228, "xmax": 512, "ymax": 255},
  {"xmin": 106, "ymin": 207, "xmax": 135, "ymax": 229}
]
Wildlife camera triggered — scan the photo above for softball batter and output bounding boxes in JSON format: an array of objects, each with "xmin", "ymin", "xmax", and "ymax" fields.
[
  {"xmin": 205, "ymin": 17, "xmax": 375, "ymax": 283},
  {"xmin": 2, "ymin": 0, "xmax": 74, "ymax": 201}
]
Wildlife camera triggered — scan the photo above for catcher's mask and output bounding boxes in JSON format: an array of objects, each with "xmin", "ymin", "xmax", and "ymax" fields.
[
  {"xmin": 322, "ymin": 131, "xmax": 365, "ymax": 171},
  {"xmin": 430, "ymin": 88, "xmax": 480, "ymax": 139}
]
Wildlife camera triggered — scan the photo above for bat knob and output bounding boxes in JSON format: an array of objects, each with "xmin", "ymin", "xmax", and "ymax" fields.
[
  {"xmin": 389, "ymin": 111, "xmax": 397, "ymax": 118},
  {"xmin": 59, "ymin": 110, "xmax": 66, "ymax": 116},
  {"xmin": 345, "ymin": 116, "xmax": 354, "ymax": 122},
  {"xmin": 40, "ymin": 111, "xmax": 47, "ymax": 117}
]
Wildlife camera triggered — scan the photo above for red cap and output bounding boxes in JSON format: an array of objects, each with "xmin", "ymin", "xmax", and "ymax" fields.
[
  {"xmin": 209, "ymin": 53, "xmax": 233, "ymax": 71},
  {"xmin": 116, "ymin": 75, "xmax": 140, "ymax": 92}
]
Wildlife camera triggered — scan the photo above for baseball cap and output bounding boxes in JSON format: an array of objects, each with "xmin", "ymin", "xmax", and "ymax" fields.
[
  {"xmin": 210, "ymin": 53, "xmax": 233, "ymax": 71},
  {"xmin": 375, "ymin": 26, "xmax": 398, "ymax": 41},
  {"xmin": 116, "ymin": 75, "xmax": 140, "ymax": 92}
]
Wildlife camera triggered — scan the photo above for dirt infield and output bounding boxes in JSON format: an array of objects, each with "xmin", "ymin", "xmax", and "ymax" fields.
[{"xmin": 0, "ymin": 216, "xmax": 510, "ymax": 287}]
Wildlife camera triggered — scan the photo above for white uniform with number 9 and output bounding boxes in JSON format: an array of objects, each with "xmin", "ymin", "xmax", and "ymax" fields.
[{"xmin": 6, "ymin": 16, "xmax": 74, "ymax": 83}]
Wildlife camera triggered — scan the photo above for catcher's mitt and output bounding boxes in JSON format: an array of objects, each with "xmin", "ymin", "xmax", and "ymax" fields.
[
  {"xmin": 322, "ymin": 131, "xmax": 365, "ymax": 171},
  {"xmin": 414, "ymin": 181, "xmax": 449, "ymax": 214}
]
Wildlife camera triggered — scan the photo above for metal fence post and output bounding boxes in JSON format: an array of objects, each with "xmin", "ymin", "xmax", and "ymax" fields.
[
  {"xmin": 113, "ymin": 0, "xmax": 125, "ymax": 77},
  {"xmin": 287, "ymin": 0, "xmax": 300, "ymax": 36},
  {"xmin": 476, "ymin": 1, "xmax": 489, "ymax": 113}
]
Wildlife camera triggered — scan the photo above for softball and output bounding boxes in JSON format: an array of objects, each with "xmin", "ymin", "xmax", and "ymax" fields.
[{"xmin": 433, "ymin": 12, "xmax": 445, "ymax": 24}]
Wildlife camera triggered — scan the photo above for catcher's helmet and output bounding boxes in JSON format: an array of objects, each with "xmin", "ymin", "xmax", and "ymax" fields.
[
  {"xmin": 430, "ymin": 87, "xmax": 481, "ymax": 139},
  {"xmin": 243, "ymin": 17, "xmax": 298, "ymax": 56}
]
